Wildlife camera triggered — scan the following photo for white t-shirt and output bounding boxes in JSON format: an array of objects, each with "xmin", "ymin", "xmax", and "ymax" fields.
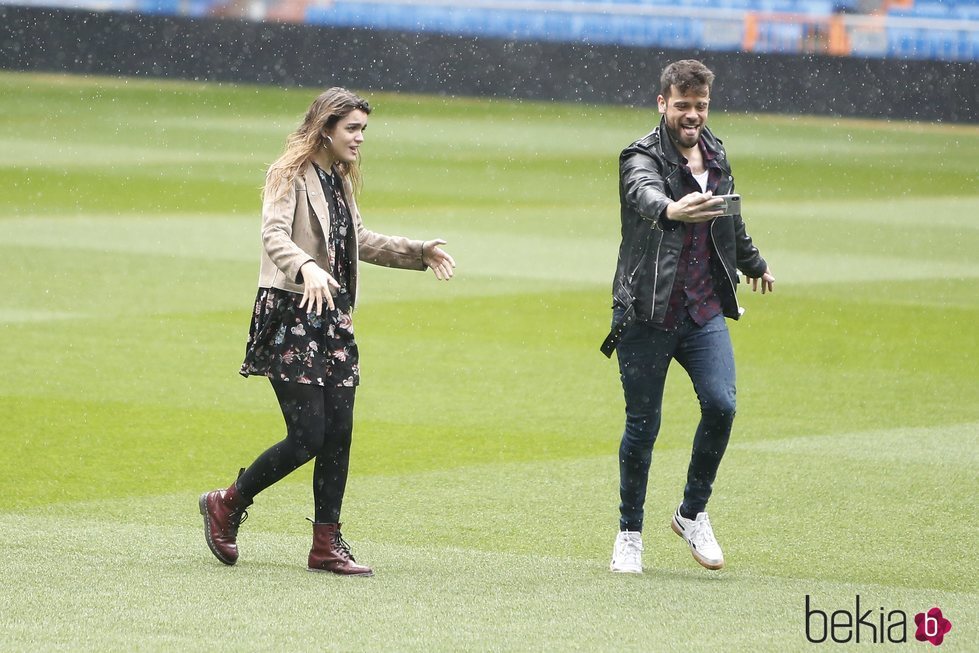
[{"xmin": 692, "ymin": 170, "xmax": 709, "ymax": 192}]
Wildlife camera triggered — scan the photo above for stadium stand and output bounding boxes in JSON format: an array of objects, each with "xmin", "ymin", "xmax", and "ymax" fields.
[
  {"xmin": 1, "ymin": 0, "xmax": 975, "ymax": 60},
  {"xmin": 295, "ymin": 0, "xmax": 978, "ymax": 60}
]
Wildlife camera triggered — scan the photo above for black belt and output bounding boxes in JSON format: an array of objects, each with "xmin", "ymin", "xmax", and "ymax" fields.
[{"xmin": 600, "ymin": 302, "xmax": 636, "ymax": 358}]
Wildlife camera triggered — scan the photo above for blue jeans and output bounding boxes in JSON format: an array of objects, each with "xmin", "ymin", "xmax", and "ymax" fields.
[{"xmin": 615, "ymin": 309, "xmax": 736, "ymax": 532}]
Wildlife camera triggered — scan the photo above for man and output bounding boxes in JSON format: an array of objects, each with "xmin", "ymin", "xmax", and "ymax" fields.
[{"xmin": 601, "ymin": 60, "xmax": 774, "ymax": 574}]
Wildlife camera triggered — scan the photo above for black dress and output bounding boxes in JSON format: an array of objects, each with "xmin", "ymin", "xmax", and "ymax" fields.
[{"xmin": 239, "ymin": 164, "xmax": 360, "ymax": 387}]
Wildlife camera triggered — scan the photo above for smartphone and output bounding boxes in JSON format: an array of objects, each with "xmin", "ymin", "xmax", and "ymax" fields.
[{"xmin": 714, "ymin": 194, "xmax": 741, "ymax": 216}]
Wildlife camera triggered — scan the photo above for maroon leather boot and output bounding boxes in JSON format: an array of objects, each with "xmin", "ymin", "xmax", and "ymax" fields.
[
  {"xmin": 307, "ymin": 522, "xmax": 374, "ymax": 576},
  {"xmin": 198, "ymin": 473, "xmax": 251, "ymax": 566}
]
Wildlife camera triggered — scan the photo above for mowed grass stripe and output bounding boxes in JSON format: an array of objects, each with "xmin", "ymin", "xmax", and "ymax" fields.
[
  {"xmin": 731, "ymin": 422, "xmax": 979, "ymax": 465},
  {"xmin": 0, "ymin": 137, "xmax": 259, "ymax": 168},
  {"xmin": 2, "ymin": 410, "xmax": 976, "ymax": 596},
  {"xmin": 5, "ymin": 440, "xmax": 977, "ymax": 584},
  {"xmin": 0, "ymin": 287, "xmax": 974, "ymax": 465},
  {"xmin": 1, "ymin": 474, "xmax": 976, "ymax": 650},
  {"xmin": 5, "ymin": 209, "xmax": 979, "ymax": 291}
]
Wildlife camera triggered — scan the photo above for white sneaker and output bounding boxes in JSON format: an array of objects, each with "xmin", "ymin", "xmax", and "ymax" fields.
[
  {"xmin": 671, "ymin": 506, "xmax": 724, "ymax": 570},
  {"xmin": 610, "ymin": 530, "xmax": 643, "ymax": 574}
]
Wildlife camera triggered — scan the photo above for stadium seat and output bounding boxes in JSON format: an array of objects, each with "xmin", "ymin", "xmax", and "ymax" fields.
[{"xmin": 303, "ymin": 0, "xmax": 975, "ymax": 62}]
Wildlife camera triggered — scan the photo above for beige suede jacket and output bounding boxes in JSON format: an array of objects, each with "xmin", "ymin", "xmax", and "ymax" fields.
[{"xmin": 257, "ymin": 161, "xmax": 427, "ymax": 307}]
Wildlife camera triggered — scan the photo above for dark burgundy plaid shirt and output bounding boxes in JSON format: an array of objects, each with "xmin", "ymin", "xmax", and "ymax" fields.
[{"xmin": 658, "ymin": 140, "xmax": 723, "ymax": 330}]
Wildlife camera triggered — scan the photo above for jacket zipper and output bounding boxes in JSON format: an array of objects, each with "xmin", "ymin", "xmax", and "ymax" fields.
[
  {"xmin": 647, "ymin": 234, "xmax": 663, "ymax": 321},
  {"xmin": 647, "ymin": 166, "xmax": 682, "ymax": 321},
  {"xmin": 626, "ymin": 227, "xmax": 652, "ymax": 286},
  {"xmin": 710, "ymin": 219, "xmax": 742, "ymax": 316}
]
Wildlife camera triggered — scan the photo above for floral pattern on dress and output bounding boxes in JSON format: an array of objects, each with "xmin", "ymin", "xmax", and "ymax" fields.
[
  {"xmin": 240, "ymin": 288, "xmax": 359, "ymax": 387},
  {"xmin": 317, "ymin": 163, "xmax": 353, "ymax": 294}
]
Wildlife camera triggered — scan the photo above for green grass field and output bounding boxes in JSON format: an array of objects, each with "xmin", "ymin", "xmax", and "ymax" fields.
[{"xmin": 0, "ymin": 71, "xmax": 976, "ymax": 651}]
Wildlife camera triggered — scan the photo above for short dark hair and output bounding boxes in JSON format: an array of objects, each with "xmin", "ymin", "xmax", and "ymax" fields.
[{"xmin": 660, "ymin": 60, "xmax": 715, "ymax": 98}]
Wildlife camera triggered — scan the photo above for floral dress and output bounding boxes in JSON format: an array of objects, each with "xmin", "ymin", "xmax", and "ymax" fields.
[{"xmin": 239, "ymin": 164, "xmax": 359, "ymax": 387}]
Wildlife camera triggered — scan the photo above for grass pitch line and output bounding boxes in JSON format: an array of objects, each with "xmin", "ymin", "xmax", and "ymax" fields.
[{"xmin": 729, "ymin": 422, "xmax": 979, "ymax": 466}]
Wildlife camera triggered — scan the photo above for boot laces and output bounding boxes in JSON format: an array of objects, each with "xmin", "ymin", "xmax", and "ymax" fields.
[
  {"xmin": 228, "ymin": 508, "xmax": 248, "ymax": 536},
  {"xmin": 334, "ymin": 531, "xmax": 356, "ymax": 561}
]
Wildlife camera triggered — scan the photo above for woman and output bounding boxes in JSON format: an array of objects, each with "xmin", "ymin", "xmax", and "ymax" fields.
[{"xmin": 199, "ymin": 88, "xmax": 455, "ymax": 577}]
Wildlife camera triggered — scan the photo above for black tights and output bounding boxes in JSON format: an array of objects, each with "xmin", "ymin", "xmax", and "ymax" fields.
[{"xmin": 236, "ymin": 379, "xmax": 356, "ymax": 524}]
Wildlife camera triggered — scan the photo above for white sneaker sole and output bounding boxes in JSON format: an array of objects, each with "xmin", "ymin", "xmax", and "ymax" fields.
[
  {"xmin": 671, "ymin": 517, "xmax": 724, "ymax": 570},
  {"xmin": 609, "ymin": 561, "xmax": 642, "ymax": 574}
]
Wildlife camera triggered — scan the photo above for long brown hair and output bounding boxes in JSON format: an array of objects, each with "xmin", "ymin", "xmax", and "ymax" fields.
[{"xmin": 264, "ymin": 87, "xmax": 372, "ymax": 201}]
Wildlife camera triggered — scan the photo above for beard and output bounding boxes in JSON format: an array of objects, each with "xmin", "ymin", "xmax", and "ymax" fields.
[{"xmin": 667, "ymin": 121, "xmax": 702, "ymax": 149}]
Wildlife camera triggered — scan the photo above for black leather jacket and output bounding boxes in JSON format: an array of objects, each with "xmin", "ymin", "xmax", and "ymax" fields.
[{"xmin": 603, "ymin": 119, "xmax": 767, "ymax": 355}]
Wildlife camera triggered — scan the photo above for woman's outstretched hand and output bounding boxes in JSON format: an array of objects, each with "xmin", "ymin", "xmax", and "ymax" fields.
[
  {"xmin": 422, "ymin": 239, "xmax": 456, "ymax": 280},
  {"xmin": 299, "ymin": 261, "xmax": 340, "ymax": 315}
]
